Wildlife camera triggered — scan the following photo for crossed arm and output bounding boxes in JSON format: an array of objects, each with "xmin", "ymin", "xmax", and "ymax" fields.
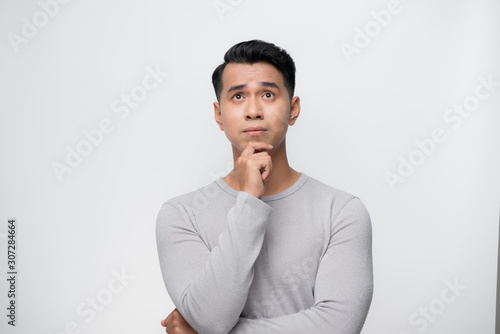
[
  {"xmin": 156, "ymin": 191, "xmax": 274, "ymax": 333},
  {"xmin": 156, "ymin": 194, "xmax": 373, "ymax": 334},
  {"xmin": 161, "ymin": 308, "xmax": 198, "ymax": 333}
]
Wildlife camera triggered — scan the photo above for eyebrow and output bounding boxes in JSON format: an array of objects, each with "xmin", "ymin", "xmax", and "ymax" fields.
[{"xmin": 226, "ymin": 81, "xmax": 281, "ymax": 94}]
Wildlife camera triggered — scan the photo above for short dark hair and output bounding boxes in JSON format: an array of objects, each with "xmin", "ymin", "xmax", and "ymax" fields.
[{"xmin": 211, "ymin": 39, "xmax": 296, "ymax": 102}]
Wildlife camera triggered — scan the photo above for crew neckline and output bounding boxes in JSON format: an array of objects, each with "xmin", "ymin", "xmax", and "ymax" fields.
[{"xmin": 215, "ymin": 172, "xmax": 308, "ymax": 202}]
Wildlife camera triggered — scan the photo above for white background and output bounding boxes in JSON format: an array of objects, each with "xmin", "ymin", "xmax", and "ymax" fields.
[{"xmin": 1, "ymin": 0, "xmax": 499, "ymax": 333}]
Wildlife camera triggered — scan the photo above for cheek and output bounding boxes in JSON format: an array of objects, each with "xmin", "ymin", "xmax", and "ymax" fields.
[
  {"xmin": 220, "ymin": 108, "xmax": 232, "ymax": 125},
  {"xmin": 271, "ymin": 109, "xmax": 291, "ymax": 129},
  {"xmin": 220, "ymin": 114, "xmax": 240, "ymax": 137},
  {"xmin": 221, "ymin": 112, "xmax": 237, "ymax": 127}
]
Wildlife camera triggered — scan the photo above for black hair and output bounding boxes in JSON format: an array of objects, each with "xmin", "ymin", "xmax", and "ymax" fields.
[{"xmin": 211, "ymin": 39, "xmax": 296, "ymax": 102}]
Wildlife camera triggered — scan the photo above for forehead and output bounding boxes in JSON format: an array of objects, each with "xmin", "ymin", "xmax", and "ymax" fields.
[{"xmin": 221, "ymin": 62, "xmax": 285, "ymax": 91}]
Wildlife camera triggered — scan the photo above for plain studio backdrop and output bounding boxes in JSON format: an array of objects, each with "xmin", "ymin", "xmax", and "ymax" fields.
[{"xmin": 1, "ymin": 0, "xmax": 499, "ymax": 333}]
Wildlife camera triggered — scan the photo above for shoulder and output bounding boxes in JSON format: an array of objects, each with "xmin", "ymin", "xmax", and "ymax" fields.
[
  {"xmin": 157, "ymin": 178, "xmax": 228, "ymax": 217},
  {"xmin": 303, "ymin": 174, "xmax": 359, "ymax": 207},
  {"xmin": 304, "ymin": 175, "xmax": 356, "ymax": 200},
  {"xmin": 303, "ymin": 174, "xmax": 371, "ymax": 225},
  {"xmin": 155, "ymin": 185, "xmax": 205, "ymax": 232}
]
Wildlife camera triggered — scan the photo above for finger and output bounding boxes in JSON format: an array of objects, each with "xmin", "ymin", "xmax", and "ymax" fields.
[
  {"xmin": 248, "ymin": 153, "xmax": 271, "ymax": 173},
  {"xmin": 250, "ymin": 151, "xmax": 272, "ymax": 157},
  {"xmin": 241, "ymin": 141, "xmax": 273, "ymax": 157},
  {"xmin": 261, "ymin": 159, "xmax": 272, "ymax": 181},
  {"xmin": 163, "ymin": 309, "xmax": 175, "ymax": 327}
]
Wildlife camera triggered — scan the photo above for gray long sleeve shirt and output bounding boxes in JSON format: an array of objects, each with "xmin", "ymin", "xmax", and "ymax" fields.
[{"xmin": 156, "ymin": 172, "xmax": 373, "ymax": 334}]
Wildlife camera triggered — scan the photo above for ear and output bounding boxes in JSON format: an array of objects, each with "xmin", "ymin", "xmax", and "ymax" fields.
[
  {"xmin": 214, "ymin": 101, "xmax": 224, "ymax": 131},
  {"xmin": 288, "ymin": 96, "xmax": 301, "ymax": 126}
]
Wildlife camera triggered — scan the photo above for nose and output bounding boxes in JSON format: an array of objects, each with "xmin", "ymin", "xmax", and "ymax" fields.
[{"xmin": 245, "ymin": 96, "xmax": 263, "ymax": 119}]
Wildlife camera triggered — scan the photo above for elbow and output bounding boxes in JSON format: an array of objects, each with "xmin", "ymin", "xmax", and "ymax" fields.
[
  {"xmin": 192, "ymin": 319, "xmax": 235, "ymax": 334},
  {"xmin": 177, "ymin": 299, "xmax": 238, "ymax": 334}
]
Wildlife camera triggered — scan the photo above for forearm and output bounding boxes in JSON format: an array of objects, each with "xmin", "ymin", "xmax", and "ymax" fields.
[
  {"xmin": 228, "ymin": 197, "xmax": 374, "ymax": 334},
  {"xmin": 228, "ymin": 287, "xmax": 373, "ymax": 334}
]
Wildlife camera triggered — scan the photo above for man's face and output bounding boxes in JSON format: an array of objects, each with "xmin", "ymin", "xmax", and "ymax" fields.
[{"xmin": 214, "ymin": 62, "xmax": 300, "ymax": 153}]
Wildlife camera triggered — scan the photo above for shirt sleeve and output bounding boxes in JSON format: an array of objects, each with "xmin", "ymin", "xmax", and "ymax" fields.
[
  {"xmin": 156, "ymin": 191, "xmax": 274, "ymax": 334},
  {"xmin": 227, "ymin": 197, "xmax": 374, "ymax": 334}
]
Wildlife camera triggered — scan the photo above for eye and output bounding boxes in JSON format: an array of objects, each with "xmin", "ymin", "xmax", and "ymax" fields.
[
  {"xmin": 233, "ymin": 93, "xmax": 243, "ymax": 100},
  {"xmin": 264, "ymin": 92, "xmax": 274, "ymax": 98}
]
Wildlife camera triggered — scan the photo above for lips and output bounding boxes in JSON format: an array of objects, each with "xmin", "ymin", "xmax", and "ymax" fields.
[{"xmin": 243, "ymin": 126, "xmax": 267, "ymax": 132}]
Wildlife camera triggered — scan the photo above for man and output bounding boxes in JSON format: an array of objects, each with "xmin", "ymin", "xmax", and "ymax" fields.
[{"xmin": 156, "ymin": 39, "xmax": 373, "ymax": 333}]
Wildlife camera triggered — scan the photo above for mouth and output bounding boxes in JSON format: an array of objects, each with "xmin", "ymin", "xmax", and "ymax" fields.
[
  {"xmin": 244, "ymin": 130, "xmax": 266, "ymax": 136},
  {"xmin": 243, "ymin": 126, "xmax": 267, "ymax": 136}
]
